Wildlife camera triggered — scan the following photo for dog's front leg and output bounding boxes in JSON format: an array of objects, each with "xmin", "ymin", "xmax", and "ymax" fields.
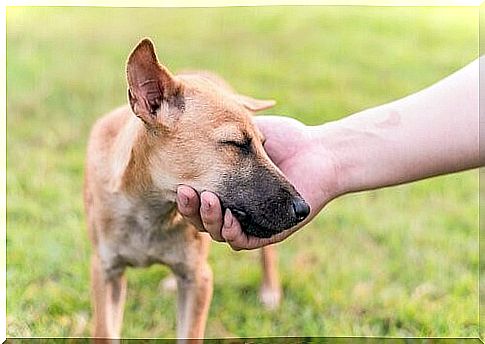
[
  {"xmin": 175, "ymin": 262, "xmax": 213, "ymax": 339},
  {"xmin": 91, "ymin": 254, "xmax": 127, "ymax": 340}
]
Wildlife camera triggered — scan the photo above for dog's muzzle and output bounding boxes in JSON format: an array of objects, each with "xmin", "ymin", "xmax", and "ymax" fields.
[{"xmin": 227, "ymin": 197, "xmax": 310, "ymax": 238}]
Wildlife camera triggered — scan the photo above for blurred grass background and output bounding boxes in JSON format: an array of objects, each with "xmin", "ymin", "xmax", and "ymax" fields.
[{"xmin": 6, "ymin": 6, "xmax": 478, "ymax": 338}]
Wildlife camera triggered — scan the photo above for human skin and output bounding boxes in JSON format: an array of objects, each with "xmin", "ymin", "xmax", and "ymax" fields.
[{"xmin": 176, "ymin": 58, "xmax": 480, "ymax": 250}]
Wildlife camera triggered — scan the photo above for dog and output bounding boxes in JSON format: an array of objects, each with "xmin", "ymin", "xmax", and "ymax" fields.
[{"xmin": 84, "ymin": 38, "xmax": 310, "ymax": 339}]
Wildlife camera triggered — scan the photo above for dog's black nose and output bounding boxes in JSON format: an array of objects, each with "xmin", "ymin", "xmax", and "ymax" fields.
[{"xmin": 292, "ymin": 198, "xmax": 310, "ymax": 221}]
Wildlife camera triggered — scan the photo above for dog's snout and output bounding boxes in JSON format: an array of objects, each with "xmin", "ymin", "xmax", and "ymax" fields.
[{"xmin": 292, "ymin": 198, "xmax": 310, "ymax": 222}]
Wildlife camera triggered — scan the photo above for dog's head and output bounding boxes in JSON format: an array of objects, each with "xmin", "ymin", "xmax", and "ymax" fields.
[{"xmin": 125, "ymin": 38, "xmax": 309, "ymax": 238}]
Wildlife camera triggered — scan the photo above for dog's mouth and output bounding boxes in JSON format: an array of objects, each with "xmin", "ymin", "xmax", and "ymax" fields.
[{"xmin": 227, "ymin": 207, "xmax": 295, "ymax": 239}]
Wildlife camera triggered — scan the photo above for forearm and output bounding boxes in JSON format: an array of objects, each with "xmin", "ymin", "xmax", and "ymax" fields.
[{"xmin": 314, "ymin": 58, "xmax": 480, "ymax": 196}]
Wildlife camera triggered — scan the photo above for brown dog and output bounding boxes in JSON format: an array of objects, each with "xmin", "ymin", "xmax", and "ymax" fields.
[{"xmin": 84, "ymin": 38, "xmax": 310, "ymax": 339}]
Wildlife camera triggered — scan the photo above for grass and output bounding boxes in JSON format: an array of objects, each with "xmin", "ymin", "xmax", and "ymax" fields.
[{"xmin": 6, "ymin": 5, "xmax": 479, "ymax": 338}]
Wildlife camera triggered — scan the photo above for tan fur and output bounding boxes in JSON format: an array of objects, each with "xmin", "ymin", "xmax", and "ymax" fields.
[{"xmin": 85, "ymin": 40, "xmax": 282, "ymax": 340}]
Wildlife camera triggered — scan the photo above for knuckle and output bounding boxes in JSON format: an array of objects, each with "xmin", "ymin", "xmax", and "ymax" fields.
[
  {"xmin": 202, "ymin": 216, "xmax": 217, "ymax": 228},
  {"xmin": 179, "ymin": 209, "xmax": 193, "ymax": 218},
  {"xmin": 180, "ymin": 203, "xmax": 197, "ymax": 216}
]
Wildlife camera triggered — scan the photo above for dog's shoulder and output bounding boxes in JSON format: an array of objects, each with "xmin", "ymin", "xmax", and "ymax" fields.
[{"xmin": 85, "ymin": 105, "xmax": 141, "ymax": 196}]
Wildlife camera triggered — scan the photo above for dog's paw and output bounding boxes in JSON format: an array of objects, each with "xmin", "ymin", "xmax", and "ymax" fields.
[
  {"xmin": 159, "ymin": 275, "xmax": 177, "ymax": 292},
  {"xmin": 259, "ymin": 286, "xmax": 282, "ymax": 310}
]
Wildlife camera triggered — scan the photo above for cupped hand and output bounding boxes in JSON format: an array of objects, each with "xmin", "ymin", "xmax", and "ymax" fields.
[{"xmin": 176, "ymin": 115, "xmax": 341, "ymax": 250}]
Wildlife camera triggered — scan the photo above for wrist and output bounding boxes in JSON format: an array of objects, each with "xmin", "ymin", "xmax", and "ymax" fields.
[
  {"xmin": 303, "ymin": 120, "xmax": 355, "ymax": 200},
  {"xmin": 307, "ymin": 112, "xmax": 382, "ymax": 197}
]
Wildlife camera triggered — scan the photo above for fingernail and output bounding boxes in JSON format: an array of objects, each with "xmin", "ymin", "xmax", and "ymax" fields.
[
  {"xmin": 223, "ymin": 209, "xmax": 233, "ymax": 228},
  {"xmin": 178, "ymin": 188, "xmax": 189, "ymax": 207}
]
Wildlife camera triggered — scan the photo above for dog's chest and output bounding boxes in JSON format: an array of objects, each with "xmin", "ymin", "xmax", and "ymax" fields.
[{"xmin": 99, "ymin": 196, "xmax": 194, "ymax": 277}]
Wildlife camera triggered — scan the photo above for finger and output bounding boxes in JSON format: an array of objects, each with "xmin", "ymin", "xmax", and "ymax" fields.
[
  {"xmin": 254, "ymin": 115, "xmax": 305, "ymax": 131},
  {"xmin": 200, "ymin": 191, "xmax": 225, "ymax": 242},
  {"xmin": 221, "ymin": 209, "xmax": 270, "ymax": 250},
  {"xmin": 223, "ymin": 216, "xmax": 299, "ymax": 250},
  {"xmin": 253, "ymin": 115, "xmax": 277, "ymax": 134},
  {"xmin": 176, "ymin": 185, "xmax": 204, "ymax": 231},
  {"xmin": 220, "ymin": 209, "xmax": 244, "ymax": 250}
]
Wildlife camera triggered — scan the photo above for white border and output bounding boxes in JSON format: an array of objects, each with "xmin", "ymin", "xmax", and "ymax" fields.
[{"xmin": 2, "ymin": 1, "xmax": 482, "ymax": 343}]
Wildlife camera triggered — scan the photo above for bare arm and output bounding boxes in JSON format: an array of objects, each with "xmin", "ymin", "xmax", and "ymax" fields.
[
  {"xmin": 328, "ymin": 58, "xmax": 479, "ymax": 194},
  {"xmin": 177, "ymin": 58, "xmax": 480, "ymax": 250}
]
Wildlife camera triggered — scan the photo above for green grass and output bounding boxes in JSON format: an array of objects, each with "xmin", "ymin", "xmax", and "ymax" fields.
[{"xmin": 6, "ymin": 6, "xmax": 479, "ymax": 338}]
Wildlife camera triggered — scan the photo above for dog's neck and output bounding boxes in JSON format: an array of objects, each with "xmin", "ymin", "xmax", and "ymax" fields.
[{"xmin": 110, "ymin": 115, "xmax": 177, "ymax": 205}]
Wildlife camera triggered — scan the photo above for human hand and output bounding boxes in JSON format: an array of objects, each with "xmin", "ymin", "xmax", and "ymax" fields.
[{"xmin": 176, "ymin": 115, "xmax": 342, "ymax": 250}]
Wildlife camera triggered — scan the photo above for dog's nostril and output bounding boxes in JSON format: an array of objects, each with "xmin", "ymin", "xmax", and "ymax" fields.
[{"xmin": 292, "ymin": 198, "xmax": 310, "ymax": 221}]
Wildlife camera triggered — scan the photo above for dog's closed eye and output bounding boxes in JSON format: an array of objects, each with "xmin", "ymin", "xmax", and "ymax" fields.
[{"xmin": 221, "ymin": 137, "xmax": 252, "ymax": 154}]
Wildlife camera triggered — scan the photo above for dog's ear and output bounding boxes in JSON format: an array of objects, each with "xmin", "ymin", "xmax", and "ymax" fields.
[
  {"xmin": 126, "ymin": 38, "xmax": 184, "ymax": 127},
  {"xmin": 233, "ymin": 94, "xmax": 276, "ymax": 112}
]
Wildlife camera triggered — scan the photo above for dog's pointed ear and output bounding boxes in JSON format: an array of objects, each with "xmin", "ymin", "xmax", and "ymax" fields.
[
  {"xmin": 233, "ymin": 94, "xmax": 276, "ymax": 112},
  {"xmin": 126, "ymin": 38, "xmax": 184, "ymax": 127}
]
